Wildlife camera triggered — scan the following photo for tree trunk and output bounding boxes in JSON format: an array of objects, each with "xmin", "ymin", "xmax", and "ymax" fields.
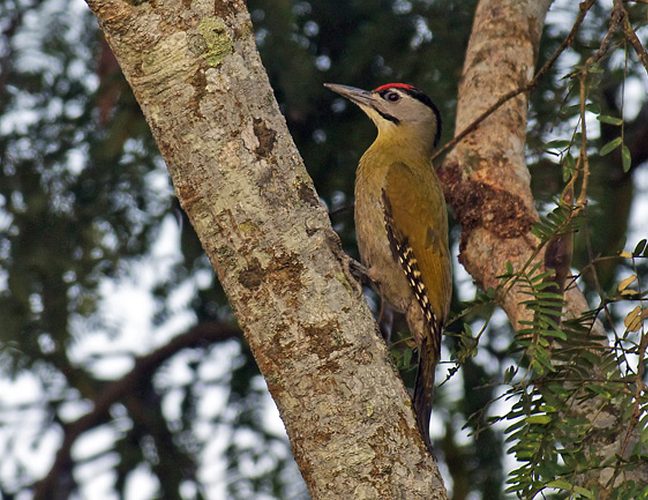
[
  {"xmin": 440, "ymin": 0, "xmax": 648, "ymax": 490},
  {"xmin": 85, "ymin": 0, "xmax": 447, "ymax": 497},
  {"xmin": 440, "ymin": 0, "xmax": 552, "ymax": 330}
]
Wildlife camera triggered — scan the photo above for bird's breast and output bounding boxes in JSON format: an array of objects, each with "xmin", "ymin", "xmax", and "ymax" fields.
[{"xmin": 354, "ymin": 155, "xmax": 413, "ymax": 312}]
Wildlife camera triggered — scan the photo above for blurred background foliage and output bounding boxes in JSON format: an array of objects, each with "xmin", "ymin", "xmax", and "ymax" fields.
[{"xmin": 0, "ymin": 0, "xmax": 646, "ymax": 498}]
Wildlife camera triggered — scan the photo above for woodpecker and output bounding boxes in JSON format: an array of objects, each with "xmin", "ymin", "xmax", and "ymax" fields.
[{"xmin": 325, "ymin": 82, "xmax": 452, "ymax": 450}]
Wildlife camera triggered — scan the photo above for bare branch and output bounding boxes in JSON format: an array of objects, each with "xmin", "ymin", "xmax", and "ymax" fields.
[
  {"xmin": 33, "ymin": 323, "xmax": 240, "ymax": 499},
  {"xmin": 618, "ymin": 0, "xmax": 648, "ymax": 73}
]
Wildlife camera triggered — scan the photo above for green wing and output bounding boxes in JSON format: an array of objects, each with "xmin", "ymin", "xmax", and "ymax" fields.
[{"xmin": 382, "ymin": 161, "xmax": 452, "ymax": 324}]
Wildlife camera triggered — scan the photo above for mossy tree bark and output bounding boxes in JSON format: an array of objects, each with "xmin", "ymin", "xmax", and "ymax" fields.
[{"xmin": 85, "ymin": 0, "xmax": 447, "ymax": 497}]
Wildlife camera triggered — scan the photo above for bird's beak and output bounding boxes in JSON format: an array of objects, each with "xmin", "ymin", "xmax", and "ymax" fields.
[{"xmin": 324, "ymin": 83, "xmax": 374, "ymax": 107}]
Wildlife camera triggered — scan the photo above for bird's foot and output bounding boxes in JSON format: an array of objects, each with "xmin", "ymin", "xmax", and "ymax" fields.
[
  {"xmin": 346, "ymin": 258, "xmax": 370, "ymax": 298},
  {"xmin": 348, "ymin": 258, "xmax": 370, "ymax": 284},
  {"xmin": 377, "ymin": 302, "xmax": 394, "ymax": 344}
]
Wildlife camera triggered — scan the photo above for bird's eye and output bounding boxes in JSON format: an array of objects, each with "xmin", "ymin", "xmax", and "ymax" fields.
[{"xmin": 385, "ymin": 92, "xmax": 400, "ymax": 102}]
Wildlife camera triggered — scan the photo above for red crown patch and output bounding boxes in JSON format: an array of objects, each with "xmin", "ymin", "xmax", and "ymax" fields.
[{"xmin": 373, "ymin": 82, "xmax": 415, "ymax": 93}]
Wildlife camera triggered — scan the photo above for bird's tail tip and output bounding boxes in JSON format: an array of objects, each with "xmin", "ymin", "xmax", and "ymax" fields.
[{"xmin": 413, "ymin": 339, "xmax": 438, "ymax": 452}]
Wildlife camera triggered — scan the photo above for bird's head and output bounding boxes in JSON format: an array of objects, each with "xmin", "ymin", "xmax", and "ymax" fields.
[{"xmin": 324, "ymin": 82, "xmax": 442, "ymax": 153}]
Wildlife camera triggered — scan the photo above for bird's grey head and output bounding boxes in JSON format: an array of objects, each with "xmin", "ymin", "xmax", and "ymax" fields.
[{"xmin": 324, "ymin": 82, "xmax": 442, "ymax": 149}]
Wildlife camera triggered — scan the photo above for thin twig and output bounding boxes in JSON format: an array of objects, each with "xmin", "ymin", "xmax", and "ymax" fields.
[
  {"xmin": 618, "ymin": 1, "xmax": 648, "ymax": 73},
  {"xmin": 585, "ymin": 0, "xmax": 625, "ymax": 67},
  {"xmin": 568, "ymin": 0, "xmax": 627, "ymax": 341},
  {"xmin": 576, "ymin": 72, "xmax": 590, "ymax": 209}
]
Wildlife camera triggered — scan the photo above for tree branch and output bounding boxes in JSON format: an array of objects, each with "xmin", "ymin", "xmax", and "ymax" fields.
[
  {"xmin": 431, "ymin": 0, "xmax": 596, "ymax": 164},
  {"xmin": 439, "ymin": 0, "xmax": 648, "ymax": 490},
  {"xmin": 84, "ymin": 0, "xmax": 448, "ymax": 497},
  {"xmin": 440, "ymin": 0, "xmax": 553, "ymax": 329},
  {"xmin": 33, "ymin": 322, "xmax": 240, "ymax": 499},
  {"xmin": 618, "ymin": 0, "xmax": 648, "ymax": 73}
]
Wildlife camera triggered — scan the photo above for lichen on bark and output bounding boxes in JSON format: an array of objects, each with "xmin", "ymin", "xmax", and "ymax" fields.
[{"xmin": 197, "ymin": 16, "xmax": 232, "ymax": 67}]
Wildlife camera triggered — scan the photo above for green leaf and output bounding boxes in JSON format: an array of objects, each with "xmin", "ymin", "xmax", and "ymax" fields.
[
  {"xmin": 534, "ymin": 292, "xmax": 565, "ymax": 300},
  {"xmin": 597, "ymin": 114, "xmax": 623, "ymax": 126},
  {"xmin": 546, "ymin": 139, "xmax": 572, "ymax": 150},
  {"xmin": 560, "ymin": 103, "xmax": 581, "ymax": 117},
  {"xmin": 622, "ymin": 144, "xmax": 632, "ymax": 172},
  {"xmin": 531, "ymin": 346, "xmax": 555, "ymax": 373},
  {"xmin": 573, "ymin": 485, "xmax": 595, "ymax": 499},
  {"xmin": 588, "ymin": 63, "xmax": 604, "ymax": 73},
  {"xmin": 546, "ymin": 479, "xmax": 573, "ymax": 490},
  {"xmin": 538, "ymin": 329, "xmax": 568, "ymax": 341},
  {"xmin": 530, "ymin": 270, "xmax": 555, "ymax": 283},
  {"xmin": 586, "ymin": 102, "xmax": 601, "ymax": 114},
  {"xmin": 562, "ymin": 153, "xmax": 575, "ymax": 182},
  {"xmin": 526, "ymin": 415, "xmax": 551, "ymax": 425},
  {"xmin": 600, "ymin": 137, "xmax": 622, "ymax": 156},
  {"xmin": 633, "ymin": 239, "xmax": 647, "ymax": 257}
]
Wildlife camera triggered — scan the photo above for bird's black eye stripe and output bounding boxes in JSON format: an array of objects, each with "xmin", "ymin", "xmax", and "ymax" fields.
[
  {"xmin": 373, "ymin": 107, "xmax": 400, "ymax": 124},
  {"xmin": 375, "ymin": 85, "xmax": 442, "ymax": 141}
]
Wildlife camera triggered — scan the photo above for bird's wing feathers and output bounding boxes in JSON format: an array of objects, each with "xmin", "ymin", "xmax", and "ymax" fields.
[
  {"xmin": 382, "ymin": 161, "xmax": 452, "ymax": 325},
  {"xmin": 382, "ymin": 161, "xmax": 452, "ymax": 450}
]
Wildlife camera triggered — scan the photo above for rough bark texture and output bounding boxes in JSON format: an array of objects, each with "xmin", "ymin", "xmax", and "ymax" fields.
[
  {"xmin": 440, "ymin": 0, "xmax": 551, "ymax": 331},
  {"xmin": 441, "ymin": 0, "xmax": 648, "ymax": 491},
  {"xmin": 85, "ymin": 0, "xmax": 447, "ymax": 497},
  {"xmin": 441, "ymin": 0, "xmax": 604, "ymax": 332}
]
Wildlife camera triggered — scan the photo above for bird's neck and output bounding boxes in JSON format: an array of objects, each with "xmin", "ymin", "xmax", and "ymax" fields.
[
  {"xmin": 370, "ymin": 125, "xmax": 435, "ymax": 164},
  {"xmin": 357, "ymin": 133, "xmax": 434, "ymax": 188}
]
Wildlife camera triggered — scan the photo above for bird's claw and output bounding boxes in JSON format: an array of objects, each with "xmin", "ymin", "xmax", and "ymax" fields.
[{"xmin": 348, "ymin": 258, "xmax": 370, "ymax": 283}]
